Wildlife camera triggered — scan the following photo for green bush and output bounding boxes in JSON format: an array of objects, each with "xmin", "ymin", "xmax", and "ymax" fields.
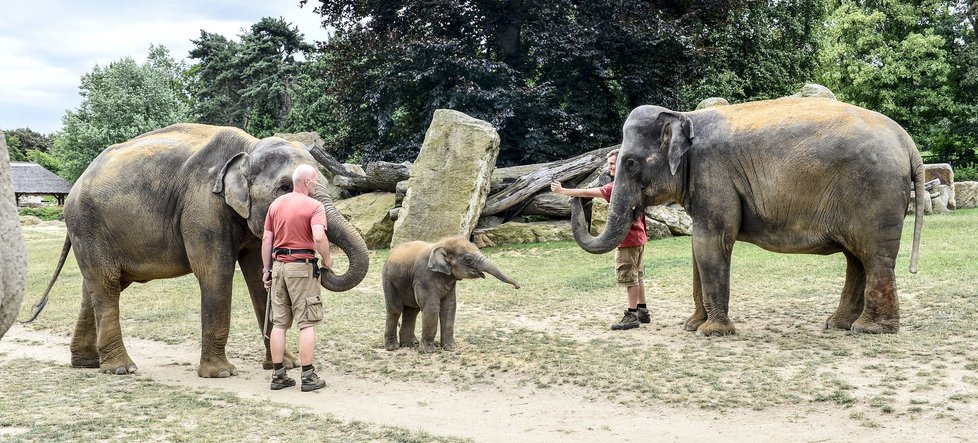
[
  {"xmin": 18, "ymin": 206, "xmax": 64, "ymax": 221},
  {"xmin": 954, "ymin": 165, "xmax": 978, "ymax": 182}
]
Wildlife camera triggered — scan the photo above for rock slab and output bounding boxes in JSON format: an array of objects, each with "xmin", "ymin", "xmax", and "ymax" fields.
[
  {"xmin": 1, "ymin": 129, "xmax": 28, "ymax": 339},
  {"xmin": 392, "ymin": 110, "xmax": 500, "ymax": 246},
  {"xmin": 334, "ymin": 192, "xmax": 396, "ymax": 249},
  {"xmin": 953, "ymin": 181, "xmax": 978, "ymax": 209}
]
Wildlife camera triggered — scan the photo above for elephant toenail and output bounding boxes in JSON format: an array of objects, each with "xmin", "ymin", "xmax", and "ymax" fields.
[
  {"xmin": 115, "ymin": 367, "xmax": 126, "ymax": 375},
  {"xmin": 217, "ymin": 370, "xmax": 231, "ymax": 378}
]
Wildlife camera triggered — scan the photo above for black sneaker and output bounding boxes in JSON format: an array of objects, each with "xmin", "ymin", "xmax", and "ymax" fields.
[
  {"xmin": 301, "ymin": 368, "xmax": 327, "ymax": 392},
  {"xmin": 637, "ymin": 307, "xmax": 651, "ymax": 324},
  {"xmin": 611, "ymin": 310, "xmax": 641, "ymax": 330},
  {"xmin": 270, "ymin": 368, "xmax": 295, "ymax": 390}
]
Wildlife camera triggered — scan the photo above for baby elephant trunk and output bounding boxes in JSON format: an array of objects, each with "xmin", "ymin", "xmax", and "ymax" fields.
[{"xmin": 477, "ymin": 255, "xmax": 521, "ymax": 289}]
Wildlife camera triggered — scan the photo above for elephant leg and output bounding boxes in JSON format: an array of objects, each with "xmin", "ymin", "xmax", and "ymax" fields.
[
  {"xmin": 238, "ymin": 250, "xmax": 296, "ymax": 369},
  {"xmin": 399, "ymin": 307, "xmax": 420, "ymax": 347},
  {"xmin": 827, "ymin": 250, "xmax": 865, "ymax": 330},
  {"xmin": 417, "ymin": 294, "xmax": 440, "ymax": 354},
  {"xmin": 384, "ymin": 279, "xmax": 403, "ymax": 351},
  {"xmin": 851, "ymin": 261, "xmax": 900, "ymax": 334},
  {"xmin": 190, "ymin": 256, "xmax": 238, "ymax": 378},
  {"xmin": 691, "ymin": 225, "xmax": 737, "ymax": 337},
  {"xmin": 70, "ymin": 280, "xmax": 99, "ymax": 368},
  {"xmin": 439, "ymin": 288, "xmax": 457, "ymax": 351},
  {"xmin": 684, "ymin": 253, "xmax": 708, "ymax": 332},
  {"xmin": 87, "ymin": 277, "xmax": 137, "ymax": 374}
]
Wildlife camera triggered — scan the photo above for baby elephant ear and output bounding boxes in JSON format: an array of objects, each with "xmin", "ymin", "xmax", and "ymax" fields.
[
  {"xmin": 427, "ymin": 246, "xmax": 452, "ymax": 275},
  {"xmin": 213, "ymin": 152, "xmax": 251, "ymax": 219}
]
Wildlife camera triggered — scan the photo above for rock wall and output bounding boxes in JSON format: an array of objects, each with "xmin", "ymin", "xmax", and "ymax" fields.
[{"xmin": 954, "ymin": 181, "xmax": 978, "ymax": 209}]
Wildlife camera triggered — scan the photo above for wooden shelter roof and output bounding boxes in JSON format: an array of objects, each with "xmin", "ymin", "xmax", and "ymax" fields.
[{"xmin": 10, "ymin": 161, "xmax": 72, "ymax": 194}]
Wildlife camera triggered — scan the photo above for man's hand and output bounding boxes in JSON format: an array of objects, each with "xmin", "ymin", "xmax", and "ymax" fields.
[
  {"xmin": 262, "ymin": 271, "xmax": 271, "ymax": 289},
  {"xmin": 550, "ymin": 181, "xmax": 565, "ymax": 195},
  {"xmin": 321, "ymin": 254, "xmax": 333, "ymax": 270}
]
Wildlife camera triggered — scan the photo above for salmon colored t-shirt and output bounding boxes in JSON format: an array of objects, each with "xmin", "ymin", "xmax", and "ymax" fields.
[
  {"xmin": 264, "ymin": 192, "xmax": 328, "ymax": 262},
  {"xmin": 599, "ymin": 182, "xmax": 647, "ymax": 248}
]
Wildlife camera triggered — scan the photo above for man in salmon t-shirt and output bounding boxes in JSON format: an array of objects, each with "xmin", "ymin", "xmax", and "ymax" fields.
[
  {"xmin": 262, "ymin": 164, "xmax": 333, "ymax": 392},
  {"xmin": 550, "ymin": 149, "xmax": 651, "ymax": 331}
]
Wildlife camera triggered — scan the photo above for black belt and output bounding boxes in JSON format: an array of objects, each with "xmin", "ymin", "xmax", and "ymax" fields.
[{"xmin": 273, "ymin": 248, "xmax": 315, "ymax": 256}]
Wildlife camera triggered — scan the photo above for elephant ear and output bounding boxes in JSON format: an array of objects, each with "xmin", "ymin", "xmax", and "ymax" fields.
[
  {"xmin": 212, "ymin": 152, "xmax": 251, "ymax": 219},
  {"xmin": 656, "ymin": 111, "xmax": 695, "ymax": 176},
  {"xmin": 427, "ymin": 246, "xmax": 453, "ymax": 275}
]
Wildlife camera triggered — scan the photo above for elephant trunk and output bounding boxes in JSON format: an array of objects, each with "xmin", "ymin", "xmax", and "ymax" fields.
[
  {"xmin": 313, "ymin": 182, "xmax": 369, "ymax": 292},
  {"xmin": 477, "ymin": 255, "xmax": 521, "ymax": 289},
  {"xmin": 569, "ymin": 181, "xmax": 641, "ymax": 254}
]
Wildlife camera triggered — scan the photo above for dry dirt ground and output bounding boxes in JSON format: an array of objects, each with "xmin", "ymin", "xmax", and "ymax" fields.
[{"xmin": 2, "ymin": 324, "xmax": 971, "ymax": 442}]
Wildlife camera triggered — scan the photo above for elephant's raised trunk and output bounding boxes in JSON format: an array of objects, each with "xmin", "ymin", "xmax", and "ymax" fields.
[
  {"xmin": 477, "ymin": 255, "xmax": 521, "ymax": 289},
  {"xmin": 569, "ymin": 180, "xmax": 642, "ymax": 254},
  {"xmin": 313, "ymin": 182, "xmax": 369, "ymax": 291}
]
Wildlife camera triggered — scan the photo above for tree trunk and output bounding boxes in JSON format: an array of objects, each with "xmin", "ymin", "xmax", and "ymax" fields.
[
  {"xmin": 481, "ymin": 145, "xmax": 617, "ymax": 216},
  {"xmin": 332, "ymin": 161, "xmax": 411, "ymax": 192}
]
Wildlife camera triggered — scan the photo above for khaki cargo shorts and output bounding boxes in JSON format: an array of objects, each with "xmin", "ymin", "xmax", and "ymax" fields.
[
  {"xmin": 270, "ymin": 261, "xmax": 324, "ymax": 329},
  {"xmin": 614, "ymin": 245, "xmax": 645, "ymax": 288}
]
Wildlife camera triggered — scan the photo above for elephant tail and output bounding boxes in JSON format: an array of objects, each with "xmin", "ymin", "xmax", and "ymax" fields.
[
  {"xmin": 22, "ymin": 236, "xmax": 71, "ymax": 323},
  {"xmin": 908, "ymin": 148, "xmax": 925, "ymax": 274}
]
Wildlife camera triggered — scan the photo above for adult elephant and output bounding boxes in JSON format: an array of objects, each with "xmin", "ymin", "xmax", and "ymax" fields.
[
  {"xmin": 28, "ymin": 124, "xmax": 369, "ymax": 376},
  {"xmin": 570, "ymin": 98, "xmax": 925, "ymax": 336}
]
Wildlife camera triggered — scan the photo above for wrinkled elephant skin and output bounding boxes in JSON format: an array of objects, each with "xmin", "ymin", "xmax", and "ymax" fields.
[
  {"xmin": 32, "ymin": 124, "xmax": 369, "ymax": 377},
  {"xmin": 570, "ymin": 98, "xmax": 925, "ymax": 335}
]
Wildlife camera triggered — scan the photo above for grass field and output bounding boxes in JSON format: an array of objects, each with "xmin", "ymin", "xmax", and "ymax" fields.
[{"xmin": 5, "ymin": 208, "xmax": 978, "ymax": 437}]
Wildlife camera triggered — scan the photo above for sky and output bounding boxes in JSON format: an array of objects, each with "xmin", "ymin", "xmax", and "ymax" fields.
[{"xmin": 0, "ymin": 0, "xmax": 332, "ymax": 135}]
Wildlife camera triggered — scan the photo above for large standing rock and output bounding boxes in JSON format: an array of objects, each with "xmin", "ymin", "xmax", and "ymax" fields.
[
  {"xmin": 789, "ymin": 83, "xmax": 838, "ymax": 100},
  {"xmin": 391, "ymin": 110, "xmax": 500, "ymax": 246},
  {"xmin": 1, "ymin": 130, "xmax": 28, "ymax": 339},
  {"xmin": 334, "ymin": 192, "xmax": 396, "ymax": 249},
  {"xmin": 924, "ymin": 163, "xmax": 956, "ymax": 209},
  {"xmin": 696, "ymin": 97, "xmax": 730, "ymax": 110},
  {"xmin": 472, "ymin": 220, "xmax": 574, "ymax": 248},
  {"xmin": 954, "ymin": 181, "xmax": 978, "ymax": 209}
]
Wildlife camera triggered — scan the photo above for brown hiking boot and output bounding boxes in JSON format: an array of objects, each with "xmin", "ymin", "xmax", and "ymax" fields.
[
  {"xmin": 611, "ymin": 310, "xmax": 641, "ymax": 330},
  {"xmin": 301, "ymin": 368, "xmax": 327, "ymax": 392},
  {"xmin": 637, "ymin": 307, "xmax": 651, "ymax": 324},
  {"xmin": 270, "ymin": 368, "xmax": 295, "ymax": 390}
]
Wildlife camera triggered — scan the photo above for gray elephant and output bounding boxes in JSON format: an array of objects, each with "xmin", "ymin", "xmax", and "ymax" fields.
[
  {"xmin": 570, "ymin": 97, "xmax": 925, "ymax": 336},
  {"xmin": 1, "ymin": 130, "xmax": 27, "ymax": 340},
  {"xmin": 383, "ymin": 236, "xmax": 520, "ymax": 353},
  {"xmin": 28, "ymin": 124, "xmax": 369, "ymax": 376}
]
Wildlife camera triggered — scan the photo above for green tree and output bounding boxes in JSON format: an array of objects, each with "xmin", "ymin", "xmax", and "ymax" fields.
[
  {"xmin": 52, "ymin": 46, "xmax": 192, "ymax": 181},
  {"xmin": 189, "ymin": 17, "xmax": 314, "ymax": 137},
  {"xmin": 817, "ymin": 0, "xmax": 959, "ymax": 151},
  {"xmin": 311, "ymin": 0, "xmax": 825, "ymax": 164},
  {"xmin": 3, "ymin": 128, "xmax": 53, "ymax": 162}
]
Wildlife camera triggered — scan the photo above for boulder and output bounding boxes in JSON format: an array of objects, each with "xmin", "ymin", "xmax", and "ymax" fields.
[
  {"xmin": 334, "ymin": 192, "xmax": 396, "ymax": 249},
  {"xmin": 472, "ymin": 220, "xmax": 574, "ymax": 248},
  {"xmin": 696, "ymin": 97, "xmax": 730, "ymax": 110},
  {"xmin": 953, "ymin": 181, "xmax": 978, "ymax": 209},
  {"xmin": 924, "ymin": 163, "xmax": 955, "ymax": 209},
  {"xmin": 930, "ymin": 184, "xmax": 952, "ymax": 214},
  {"xmin": 789, "ymin": 83, "xmax": 838, "ymax": 100},
  {"xmin": 392, "ymin": 110, "xmax": 500, "ymax": 246},
  {"xmin": 647, "ymin": 204, "xmax": 692, "ymax": 236},
  {"xmin": 646, "ymin": 218, "xmax": 673, "ymax": 240},
  {"xmin": 590, "ymin": 198, "xmax": 610, "ymax": 236},
  {"xmin": 1, "ymin": 130, "xmax": 28, "ymax": 339}
]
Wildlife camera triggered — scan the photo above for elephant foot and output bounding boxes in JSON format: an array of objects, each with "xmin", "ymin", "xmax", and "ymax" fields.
[
  {"xmin": 399, "ymin": 338, "xmax": 419, "ymax": 348},
  {"xmin": 419, "ymin": 341, "xmax": 437, "ymax": 354},
  {"xmin": 99, "ymin": 357, "xmax": 138, "ymax": 375},
  {"xmin": 851, "ymin": 316, "xmax": 899, "ymax": 334},
  {"xmin": 442, "ymin": 340, "xmax": 456, "ymax": 352},
  {"xmin": 70, "ymin": 352, "xmax": 100, "ymax": 368},
  {"xmin": 385, "ymin": 340, "xmax": 399, "ymax": 351},
  {"xmin": 696, "ymin": 319, "xmax": 736, "ymax": 337},
  {"xmin": 262, "ymin": 350, "xmax": 298, "ymax": 370},
  {"xmin": 683, "ymin": 314, "xmax": 707, "ymax": 332},
  {"xmin": 825, "ymin": 313, "xmax": 858, "ymax": 330},
  {"xmin": 198, "ymin": 356, "xmax": 238, "ymax": 378}
]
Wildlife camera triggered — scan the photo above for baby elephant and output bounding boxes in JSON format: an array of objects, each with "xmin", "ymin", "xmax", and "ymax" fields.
[{"xmin": 383, "ymin": 236, "xmax": 521, "ymax": 353}]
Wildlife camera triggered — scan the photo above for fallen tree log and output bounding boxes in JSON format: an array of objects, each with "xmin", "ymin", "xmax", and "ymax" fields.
[
  {"xmin": 481, "ymin": 145, "xmax": 618, "ymax": 216},
  {"xmin": 332, "ymin": 161, "xmax": 412, "ymax": 192}
]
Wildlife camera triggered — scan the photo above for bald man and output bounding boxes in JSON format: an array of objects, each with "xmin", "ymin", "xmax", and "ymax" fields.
[{"xmin": 261, "ymin": 164, "xmax": 333, "ymax": 392}]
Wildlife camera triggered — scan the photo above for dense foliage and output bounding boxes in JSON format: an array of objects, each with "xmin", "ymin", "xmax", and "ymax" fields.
[
  {"xmin": 39, "ymin": 1, "xmax": 977, "ymax": 178},
  {"xmin": 307, "ymin": 0, "xmax": 826, "ymax": 165},
  {"xmin": 51, "ymin": 46, "xmax": 192, "ymax": 181}
]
